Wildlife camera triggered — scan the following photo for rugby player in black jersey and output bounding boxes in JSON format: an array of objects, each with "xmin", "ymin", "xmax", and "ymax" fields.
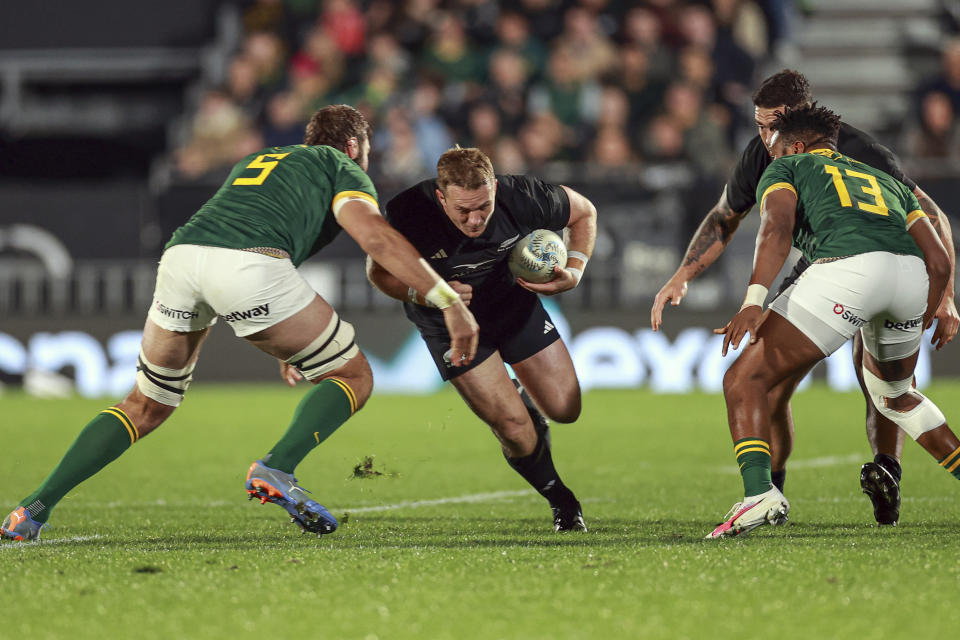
[
  {"xmin": 367, "ymin": 147, "xmax": 597, "ymax": 532},
  {"xmin": 650, "ymin": 69, "xmax": 959, "ymax": 525}
]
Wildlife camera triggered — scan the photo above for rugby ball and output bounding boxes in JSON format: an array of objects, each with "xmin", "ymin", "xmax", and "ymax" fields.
[{"xmin": 508, "ymin": 229, "xmax": 567, "ymax": 284}]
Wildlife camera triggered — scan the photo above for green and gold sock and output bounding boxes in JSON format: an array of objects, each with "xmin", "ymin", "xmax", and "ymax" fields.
[
  {"xmin": 734, "ymin": 437, "xmax": 772, "ymax": 498},
  {"xmin": 938, "ymin": 446, "xmax": 960, "ymax": 480},
  {"xmin": 264, "ymin": 378, "xmax": 356, "ymax": 474},
  {"xmin": 19, "ymin": 408, "xmax": 139, "ymax": 523}
]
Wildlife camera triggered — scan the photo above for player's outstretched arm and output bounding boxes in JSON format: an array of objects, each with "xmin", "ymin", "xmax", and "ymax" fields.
[
  {"xmin": 366, "ymin": 258, "xmax": 473, "ymax": 307},
  {"xmin": 908, "ymin": 215, "xmax": 951, "ymax": 331},
  {"xmin": 915, "ymin": 186, "xmax": 958, "ymax": 348},
  {"xmin": 651, "ymin": 187, "xmax": 749, "ymax": 330},
  {"xmin": 714, "ymin": 188, "xmax": 796, "ymax": 356},
  {"xmin": 518, "ymin": 185, "xmax": 597, "ymax": 295},
  {"xmin": 338, "ymin": 199, "xmax": 479, "ymax": 365}
]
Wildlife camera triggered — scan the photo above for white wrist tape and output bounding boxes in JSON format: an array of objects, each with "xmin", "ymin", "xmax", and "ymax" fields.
[
  {"xmin": 741, "ymin": 283, "xmax": 768, "ymax": 309},
  {"xmin": 410, "ymin": 286, "xmax": 437, "ymax": 308},
  {"xmin": 566, "ymin": 251, "xmax": 588, "ymax": 286},
  {"xmin": 424, "ymin": 280, "xmax": 460, "ymax": 309}
]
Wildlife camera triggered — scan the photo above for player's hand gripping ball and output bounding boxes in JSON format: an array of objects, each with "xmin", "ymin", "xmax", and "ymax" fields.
[{"xmin": 508, "ymin": 229, "xmax": 567, "ymax": 284}]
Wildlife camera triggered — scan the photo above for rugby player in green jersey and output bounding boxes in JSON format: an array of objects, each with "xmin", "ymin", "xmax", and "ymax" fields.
[
  {"xmin": 1, "ymin": 105, "xmax": 479, "ymax": 541},
  {"xmin": 707, "ymin": 105, "xmax": 959, "ymax": 538},
  {"xmin": 652, "ymin": 69, "xmax": 958, "ymax": 526}
]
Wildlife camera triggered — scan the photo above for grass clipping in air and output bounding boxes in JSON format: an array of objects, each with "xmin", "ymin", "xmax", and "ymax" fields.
[{"xmin": 350, "ymin": 454, "xmax": 393, "ymax": 479}]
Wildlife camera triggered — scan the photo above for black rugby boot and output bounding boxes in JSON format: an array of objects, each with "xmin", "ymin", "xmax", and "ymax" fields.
[{"xmin": 860, "ymin": 461, "xmax": 900, "ymax": 525}]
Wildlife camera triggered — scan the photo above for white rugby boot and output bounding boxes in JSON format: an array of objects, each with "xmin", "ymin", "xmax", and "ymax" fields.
[{"xmin": 706, "ymin": 486, "xmax": 789, "ymax": 539}]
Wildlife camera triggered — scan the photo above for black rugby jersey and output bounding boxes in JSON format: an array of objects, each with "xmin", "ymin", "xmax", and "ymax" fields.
[
  {"xmin": 385, "ymin": 174, "xmax": 570, "ymax": 320},
  {"xmin": 726, "ymin": 121, "xmax": 917, "ymax": 215}
]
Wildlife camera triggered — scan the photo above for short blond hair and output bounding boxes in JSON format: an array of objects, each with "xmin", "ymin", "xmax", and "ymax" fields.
[{"xmin": 436, "ymin": 147, "xmax": 495, "ymax": 192}]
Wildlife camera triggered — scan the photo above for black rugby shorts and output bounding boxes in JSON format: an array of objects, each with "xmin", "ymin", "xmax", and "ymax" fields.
[{"xmin": 414, "ymin": 288, "xmax": 561, "ymax": 381}]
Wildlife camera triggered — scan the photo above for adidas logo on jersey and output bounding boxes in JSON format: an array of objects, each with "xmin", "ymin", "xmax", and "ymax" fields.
[
  {"xmin": 430, "ymin": 249, "xmax": 448, "ymax": 259},
  {"xmin": 543, "ymin": 320, "xmax": 555, "ymax": 334}
]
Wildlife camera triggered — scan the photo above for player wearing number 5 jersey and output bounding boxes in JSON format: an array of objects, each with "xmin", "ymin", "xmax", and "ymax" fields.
[
  {"xmin": 707, "ymin": 105, "xmax": 960, "ymax": 538},
  {"xmin": 1, "ymin": 105, "xmax": 478, "ymax": 542}
]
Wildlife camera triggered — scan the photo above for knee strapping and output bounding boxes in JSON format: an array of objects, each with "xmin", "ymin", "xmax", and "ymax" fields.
[
  {"xmin": 285, "ymin": 312, "xmax": 359, "ymax": 381},
  {"xmin": 136, "ymin": 350, "xmax": 196, "ymax": 407},
  {"xmin": 862, "ymin": 367, "xmax": 945, "ymax": 440}
]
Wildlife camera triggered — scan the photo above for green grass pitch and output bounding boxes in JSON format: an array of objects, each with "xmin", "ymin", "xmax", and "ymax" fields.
[{"xmin": 3, "ymin": 383, "xmax": 960, "ymax": 639}]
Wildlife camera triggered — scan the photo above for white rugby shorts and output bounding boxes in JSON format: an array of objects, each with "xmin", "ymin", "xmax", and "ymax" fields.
[
  {"xmin": 148, "ymin": 244, "xmax": 316, "ymax": 337},
  {"xmin": 770, "ymin": 251, "xmax": 928, "ymax": 361}
]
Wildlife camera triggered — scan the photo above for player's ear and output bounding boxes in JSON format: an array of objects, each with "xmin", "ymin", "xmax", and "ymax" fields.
[
  {"xmin": 435, "ymin": 188, "xmax": 446, "ymax": 205},
  {"xmin": 345, "ymin": 137, "xmax": 359, "ymax": 160}
]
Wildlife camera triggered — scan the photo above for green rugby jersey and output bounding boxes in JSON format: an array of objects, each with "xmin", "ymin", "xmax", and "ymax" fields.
[
  {"xmin": 166, "ymin": 145, "xmax": 378, "ymax": 266},
  {"xmin": 756, "ymin": 148, "xmax": 925, "ymax": 262}
]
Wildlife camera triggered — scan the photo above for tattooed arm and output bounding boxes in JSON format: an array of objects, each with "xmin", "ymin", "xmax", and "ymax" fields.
[
  {"xmin": 678, "ymin": 187, "xmax": 748, "ymax": 278},
  {"xmin": 916, "ymin": 186, "xmax": 958, "ymax": 349},
  {"xmin": 651, "ymin": 186, "xmax": 749, "ymax": 330}
]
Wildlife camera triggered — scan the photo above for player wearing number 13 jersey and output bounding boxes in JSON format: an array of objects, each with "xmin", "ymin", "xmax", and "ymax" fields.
[
  {"xmin": 707, "ymin": 105, "xmax": 959, "ymax": 539},
  {"xmin": 1, "ymin": 105, "xmax": 478, "ymax": 542},
  {"xmin": 654, "ymin": 70, "xmax": 959, "ymax": 527},
  {"xmin": 756, "ymin": 146, "xmax": 924, "ymax": 264}
]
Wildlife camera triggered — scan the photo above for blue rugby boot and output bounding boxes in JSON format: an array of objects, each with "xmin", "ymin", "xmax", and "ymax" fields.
[
  {"xmin": 245, "ymin": 460, "xmax": 338, "ymax": 536},
  {"xmin": 1, "ymin": 507, "xmax": 44, "ymax": 542}
]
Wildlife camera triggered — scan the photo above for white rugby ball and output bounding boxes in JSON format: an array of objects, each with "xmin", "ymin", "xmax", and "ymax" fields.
[{"xmin": 508, "ymin": 229, "xmax": 567, "ymax": 284}]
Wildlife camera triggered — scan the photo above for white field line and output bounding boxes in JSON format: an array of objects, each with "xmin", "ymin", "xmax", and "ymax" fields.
[
  {"xmin": 0, "ymin": 492, "xmax": 536, "ymax": 546},
  {"xmin": 0, "ymin": 534, "xmax": 102, "ymax": 549},
  {"xmin": 715, "ymin": 452, "xmax": 863, "ymax": 474},
  {"xmin": 344, "ymin": 489, "xmax": 536, "ymax": 513},
  {"xmin": 0, "ymin": 490, "xmax": 537, "ymax": 518},
  {"xmin": 91, "ymin": 490, "xmax": 537, "ymax": 511},
  {"xmin": 1, "ymin": 487, "xmax": 954, "ymax": 543}
]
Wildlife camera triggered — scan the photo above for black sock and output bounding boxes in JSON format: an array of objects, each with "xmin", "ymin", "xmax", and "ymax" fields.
[
  {"xmin": 504, "ymin": 433, "xmax": 575, "ymax": 506},
  {"xmin": 875, "ymin": 454, "xmax": 902, "ymax": 482},
  {"xmin": 771, "ymin": 469, "xmax": 786, "ymax": 493},
  {"xmin": 511, "ymin": 379, "xmax": 550, "ymax": 443}
]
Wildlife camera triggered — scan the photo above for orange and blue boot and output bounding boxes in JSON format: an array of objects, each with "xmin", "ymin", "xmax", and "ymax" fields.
[
  {"xmin": 1, "ymin": 507, "xmax": 44, "ymax": 542},
  {"xmin": 245, "ymin": 460, "xmax": 338, "ymax": 537}
]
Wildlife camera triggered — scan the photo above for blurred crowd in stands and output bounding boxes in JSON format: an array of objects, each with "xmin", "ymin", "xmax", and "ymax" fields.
[
  {"xmin": 172, "ymin": 0, "xmax": 960, "ymax": 186},
  {"xmin": 903, "ymin": 36, "xmax": 960, "ymax": 166},
  {"xmin": 173, "ymin": 0, "xmax": 797, "ymax": 184}
]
